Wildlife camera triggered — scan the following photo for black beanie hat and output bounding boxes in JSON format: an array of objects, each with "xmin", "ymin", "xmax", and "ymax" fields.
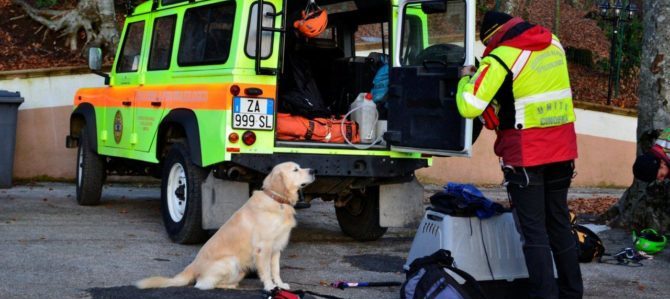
[
  {"xmin": 633, "ymin": 152, "xmax": 661, "ymax": 183},
  {"xmin": 480, "ymin": 11, "xmax": 513, "ymax": 43}
]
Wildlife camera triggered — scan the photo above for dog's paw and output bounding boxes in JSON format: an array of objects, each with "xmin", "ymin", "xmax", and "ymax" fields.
[
  {"xmin": 195, "ymin": 280, "xmax": 216, "ymax": 290},
  {"xmin": 276, "ymin": 282, "xmax": 290, "ymax": 290},
  {"xmin": 263, "ymin": 282, "xmax": 277, "ymax": 291}
]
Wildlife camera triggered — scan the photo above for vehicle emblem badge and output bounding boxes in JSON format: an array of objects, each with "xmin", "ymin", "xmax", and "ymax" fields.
[{"xmin": 114, "ymin": 110, "xmax": 123, "ymax": 144}]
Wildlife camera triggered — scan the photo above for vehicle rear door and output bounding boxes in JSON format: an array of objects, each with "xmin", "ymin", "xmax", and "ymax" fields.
[{"xmin": 385, "ymin": 0, "xmax": 479, "ymax": 157}]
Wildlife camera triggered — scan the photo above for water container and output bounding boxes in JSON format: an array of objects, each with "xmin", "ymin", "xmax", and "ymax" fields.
[{"xmin": 350, "ymin": 93, "xmax": 377, "ymax": 143}]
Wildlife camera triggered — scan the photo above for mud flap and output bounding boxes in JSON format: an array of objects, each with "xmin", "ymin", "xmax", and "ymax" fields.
[
  {"xmin": 201, "ymin": 173, "xmax": 249, "ymax": 230},
  {"xmin": 379, "ymin": 178, "xmax": 425, "ymax": 228}
]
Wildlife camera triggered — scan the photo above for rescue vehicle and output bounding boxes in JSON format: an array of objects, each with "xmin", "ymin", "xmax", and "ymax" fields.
[{"xmin": 66, "ymin": 0, "xmax": 480, "ymax": 243}]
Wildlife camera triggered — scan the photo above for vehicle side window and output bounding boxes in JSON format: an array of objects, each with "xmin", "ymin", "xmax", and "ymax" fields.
[
  {"xmin": 178, "ymin": 1, "xmax": 236, "ymax": 66},
  {"xmin": 400, "ymin": 1, "xmax": 466, "ymax": 66},
  {"xmin": 148, "ymin": 15, "xmax": 177, "ymax": 71},
  {"xmin": 117, "ymin": 21, "xmax": 145, "ymax": 73}
]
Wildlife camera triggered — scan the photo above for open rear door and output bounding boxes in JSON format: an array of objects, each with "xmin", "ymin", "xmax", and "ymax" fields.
[{"xmin": 386, "ymin": 0, "xmax": 477, "ymax": 157}]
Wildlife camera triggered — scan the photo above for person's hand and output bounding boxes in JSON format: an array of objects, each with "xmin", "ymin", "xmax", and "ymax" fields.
[{"xmin": 459, "ymin": 65, "xmax": 477, "ymax": 78}]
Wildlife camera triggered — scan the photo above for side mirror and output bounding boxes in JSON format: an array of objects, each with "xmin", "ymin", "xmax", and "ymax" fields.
[
  {"xmin": 88, "ymin": 47, "xmax": 110, "ymax": 85},
  {"xmin": 88, "ymin": 47, "xmax": 103, "ymax": 71}
]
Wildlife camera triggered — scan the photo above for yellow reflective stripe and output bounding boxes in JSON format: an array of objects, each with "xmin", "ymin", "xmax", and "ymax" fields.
[
  {"xmin": 516, "ymin": 88, "xmax": 572, "ymax": 105},
  {"xmin": 462, "ymin": 92, "xmax": 489, "ymax": 111},
  {"xmin": 514, "ymin": 88, "xmax": 573, "ymax": 128},
  {"xmin": 511, "ymin": 50, "xmax": 531, "ymax": 81}
]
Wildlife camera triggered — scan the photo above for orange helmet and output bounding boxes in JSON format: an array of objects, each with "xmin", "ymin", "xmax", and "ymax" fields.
[{"xmin": 293, "ymin": 0, "xmax": 328, "ymax": 38}]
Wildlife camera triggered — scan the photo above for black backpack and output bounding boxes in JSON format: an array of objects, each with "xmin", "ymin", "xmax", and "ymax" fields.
[
  {"xmin": 278, "ymin": 52, "xmax": 331, "ymax": 118},
  {"xmin": 401, "ymin": 249, "xmax": 488, "ymax": 299},
  {"xmin": 572, "ymin": 224, "xmax": 605, "ymax": 263},
  {"xmin": 569, "ymin": 212, "xmax": 605, "ymax": 263}
]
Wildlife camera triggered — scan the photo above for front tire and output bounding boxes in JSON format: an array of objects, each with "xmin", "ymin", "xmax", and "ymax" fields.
[
  {"xmin": 161, "ymin": 143, "xmax": 208, "ymax": 244},
  {"xmin": 75, "ymin": 126, "xmax": 105, "ymax": 206},
  {"xmin": 335, "ymin": 187, "xmax": 388, "ymax": 241}
]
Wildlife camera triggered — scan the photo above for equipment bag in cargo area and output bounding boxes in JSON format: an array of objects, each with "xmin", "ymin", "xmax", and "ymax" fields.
[
  {"xmin": 276, "ymin": 113, "xmax": 360, "ymax": 143},
  {"xmin": 279, "ymin": 52, "xmax": 331, "ymax": 118},
  {"xmin": 401, "ymin": 249, "xmax": 487, "ymax": 299}
]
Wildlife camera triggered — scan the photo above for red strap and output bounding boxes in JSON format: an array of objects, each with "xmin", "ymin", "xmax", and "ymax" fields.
[
  {"xmin": 481, "ymin": 105, "xmax": 499, "ymax": 130},
  {"xmin": 274, "ymin": 290, "xmax": 302, "ymax": 299}
]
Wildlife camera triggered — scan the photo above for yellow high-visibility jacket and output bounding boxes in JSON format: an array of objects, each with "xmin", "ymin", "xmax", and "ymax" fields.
[{"xmin": 456, "ymin": 25, "xmax": 577, "ymax": 167}]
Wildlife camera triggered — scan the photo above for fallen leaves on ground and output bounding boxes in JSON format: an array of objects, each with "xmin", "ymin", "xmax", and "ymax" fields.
[{"xmin": 568, "ymin": 196, "xmax": 618, "ymax": 216}]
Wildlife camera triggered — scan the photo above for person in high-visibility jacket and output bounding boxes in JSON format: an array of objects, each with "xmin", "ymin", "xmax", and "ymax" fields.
[{"xmin": 456, "ymin": 11, "xmax": 583, "ymax": 299}]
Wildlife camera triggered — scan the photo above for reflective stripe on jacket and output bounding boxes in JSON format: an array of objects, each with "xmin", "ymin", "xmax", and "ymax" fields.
[{"xmin": 456, "ymin": 26, "xmax": 577, "ymax": 167}]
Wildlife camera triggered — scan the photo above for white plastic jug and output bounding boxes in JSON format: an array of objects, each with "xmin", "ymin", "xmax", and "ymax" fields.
[{"xmin": 350, "ymin": 93, "xmax": 377, "ymax": 143}]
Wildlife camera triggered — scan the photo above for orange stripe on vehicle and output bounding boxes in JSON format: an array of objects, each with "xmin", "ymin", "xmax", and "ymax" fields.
[{"xmin": 74, "ymin": 83, "xmax": 277, "ymax": 110}]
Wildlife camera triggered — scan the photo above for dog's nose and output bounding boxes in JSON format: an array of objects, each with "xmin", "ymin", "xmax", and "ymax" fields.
[{"xmin": 309, "ymin": 169, "xmax": 316, "ymax": 175}]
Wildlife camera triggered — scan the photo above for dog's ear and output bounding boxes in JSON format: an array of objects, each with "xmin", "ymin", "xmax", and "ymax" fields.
[
  {"xmin": 282, "ymin": 170, "xmax": 299, "ymax": 198},
  {"xmin": 264, "ymin": 167, "xmax": 287, "ymax": 195},
  {"xmin": 262, "ymin": 169, "xmax": 274, "ymax": 190}
]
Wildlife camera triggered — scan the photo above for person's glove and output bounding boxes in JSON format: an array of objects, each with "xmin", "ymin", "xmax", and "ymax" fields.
[{"xmin": 459, "ymin": 65, "xmax": 477, "ymax": 78}]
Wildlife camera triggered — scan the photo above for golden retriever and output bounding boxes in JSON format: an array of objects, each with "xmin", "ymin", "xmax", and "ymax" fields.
[{"xmin": 136, "ymin": 162, "xmax": 315, "ymax": 291}]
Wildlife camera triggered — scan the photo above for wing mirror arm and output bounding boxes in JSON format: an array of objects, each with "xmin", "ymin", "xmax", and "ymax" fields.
[{"xmin": 88, "ymin": 47, "xmax": 110, "ymax": 85}]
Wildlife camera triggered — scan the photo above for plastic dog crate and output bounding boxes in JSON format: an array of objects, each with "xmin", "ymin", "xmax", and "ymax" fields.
[{"xmin": 404, "ymin": 209, "xmax": 530, "ymax": 281}]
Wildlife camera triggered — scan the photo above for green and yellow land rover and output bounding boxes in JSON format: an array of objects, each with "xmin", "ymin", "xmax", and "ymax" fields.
[{"xmin": 66, "ymin": 0, "xmax": 478, "ymax": 243}]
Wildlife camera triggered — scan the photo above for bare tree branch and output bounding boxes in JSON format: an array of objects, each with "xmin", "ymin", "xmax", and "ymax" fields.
[{"xmin": 12, "ymin": 0, "xmax": 119, "ymax": 53}]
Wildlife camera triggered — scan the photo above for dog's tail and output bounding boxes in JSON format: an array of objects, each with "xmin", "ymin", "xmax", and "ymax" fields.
[{"xmin": 135, "ymin": 266, "xmax": 196, "ymax": 289}]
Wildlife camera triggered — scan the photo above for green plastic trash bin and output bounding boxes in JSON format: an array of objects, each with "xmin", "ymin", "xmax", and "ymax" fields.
[{"xmin": 0, "ymin": 90, "xmax": 24, "ymax": 188}]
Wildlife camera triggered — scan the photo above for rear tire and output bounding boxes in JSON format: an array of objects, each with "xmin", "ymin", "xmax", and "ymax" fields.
[
  {"xmin": 335, "ymin": 187, "xmax": 388, "ymax": 241},
  {"xmin": 161, "ymin": 143, "xmax": 208, "ymax": 244},
  {"xmin": 75, "ymin": 126, "xmax": 105, "ymax": 206}
]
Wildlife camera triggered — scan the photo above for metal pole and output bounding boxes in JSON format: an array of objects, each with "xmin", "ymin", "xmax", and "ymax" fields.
[{"xmin": 614, "ymin": 18, "xmax": 624, "ymax": 98}]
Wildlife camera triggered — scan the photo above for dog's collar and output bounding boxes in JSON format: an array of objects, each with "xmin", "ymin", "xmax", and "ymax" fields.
[{"xmin": 263, "ymin": 189, "xmax": 292, "ymax": 206}]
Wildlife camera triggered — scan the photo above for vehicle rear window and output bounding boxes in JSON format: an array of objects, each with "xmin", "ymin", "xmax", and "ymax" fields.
[
  {"xmin": 245, "ymin": 1, "xmax": 275, "ymax": 59},
  {"xmin": 148, "ymin": 15, "xmax": 177, "ymax": 71},
  {"xmin": 178, "ymin": 1, "xmax": 236, "ymax": 66},
  {"xmin": 116, "ymin": 21, "xmax": 145, "ymax": 73}
]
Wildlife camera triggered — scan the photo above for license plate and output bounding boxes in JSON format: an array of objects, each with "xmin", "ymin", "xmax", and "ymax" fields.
[{"xmin": 232, "ymin": 97, "xmax": 274, "ymax": 130}]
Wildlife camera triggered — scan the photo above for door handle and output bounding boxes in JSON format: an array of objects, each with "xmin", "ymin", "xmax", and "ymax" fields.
[
  {"xmin": 150, "ymin": 101, "xmax": 162, "ymax": 107},
  {"xmin": 122, "ymin": 101, "xmax": 132, "ymax": 107}
]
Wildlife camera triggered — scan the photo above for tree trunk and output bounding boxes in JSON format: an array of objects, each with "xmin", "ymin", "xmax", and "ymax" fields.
[
  {"xmin": 606, "ymin": 0, "xmax": 670, "ymax": 233},
  {"xmin": 12, "ymin": 0, "xmax": 119, "ymax": 54},
  {"xmin": 553, "ymin": 0, "xmax": 560, "ymax": 35},
  {"xmin": 521, "ymin": 0, "xmax": 533, "ymax": 20}
]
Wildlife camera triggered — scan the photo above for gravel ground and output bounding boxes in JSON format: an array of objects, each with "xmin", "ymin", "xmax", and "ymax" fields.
[{"xmin": 0, "ymin": 183, "xmax": 667, "ymax": 299}]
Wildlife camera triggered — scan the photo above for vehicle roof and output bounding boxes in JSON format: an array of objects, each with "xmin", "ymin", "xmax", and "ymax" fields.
[{"xmin": 130, "ymin": 0, "xmax": 399, "ymax": 16}]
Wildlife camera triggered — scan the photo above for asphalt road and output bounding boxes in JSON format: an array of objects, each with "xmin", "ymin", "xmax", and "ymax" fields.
[{"xmin": 0, "ymin": 183, "xmax": 668, "ymax": 299}]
